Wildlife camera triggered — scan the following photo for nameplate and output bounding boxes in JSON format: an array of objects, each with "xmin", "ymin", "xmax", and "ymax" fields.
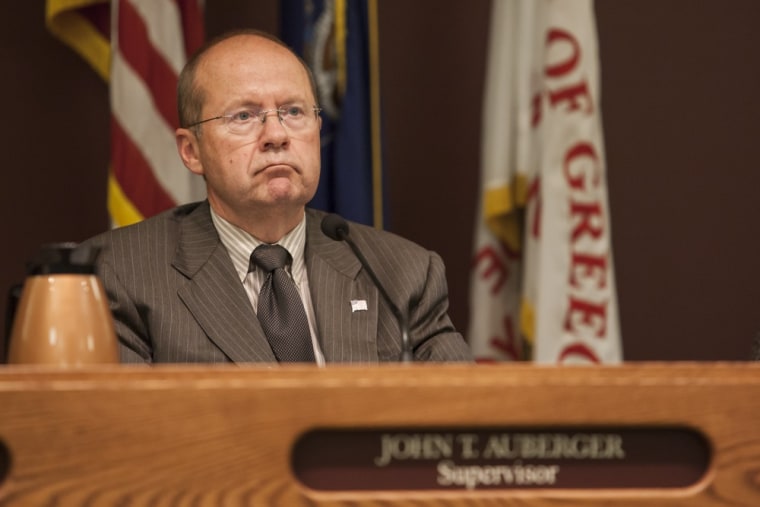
[{"xmin": 292, "ymin": 427, "xmax": 710, "ymax": 490}]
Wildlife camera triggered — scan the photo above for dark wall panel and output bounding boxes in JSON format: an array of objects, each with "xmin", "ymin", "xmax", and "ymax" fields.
[
  {"xmin": 595, "ymin": 0, "xmax": 760, "ymax": 360},
  {"xmin": 377, "ymin": 1, "xmax": 489, "ymax": 346}
]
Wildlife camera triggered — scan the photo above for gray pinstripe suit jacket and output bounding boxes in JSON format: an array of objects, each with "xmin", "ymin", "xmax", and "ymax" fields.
[{"xmin": 83, "ymin": 201, "xmax": 472, "ymax": 363}]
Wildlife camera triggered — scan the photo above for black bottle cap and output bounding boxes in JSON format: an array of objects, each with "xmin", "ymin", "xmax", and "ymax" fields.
[{"xmin": 27, "ymin": 243, "xmax": 100, "ymax": 275}]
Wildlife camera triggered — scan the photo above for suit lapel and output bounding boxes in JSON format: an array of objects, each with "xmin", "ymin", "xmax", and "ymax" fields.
[
  {"xmin": 172, "ymin": 203, "xmax": 276, "ymax": 363},
  {"xmin": 305, "ymin": 210, "xmax": 379, "ymax": 362}
]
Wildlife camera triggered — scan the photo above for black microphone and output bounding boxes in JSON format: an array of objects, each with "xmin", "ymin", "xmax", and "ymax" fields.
[{"xmin": 321, "ymin": 213, "xmax": 413, "ymax": 362}]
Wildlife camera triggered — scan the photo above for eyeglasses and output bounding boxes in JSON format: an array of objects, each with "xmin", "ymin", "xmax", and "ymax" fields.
[{"xmin": 186, "ymin": 104, "xmax": 322, "ymax": 136}]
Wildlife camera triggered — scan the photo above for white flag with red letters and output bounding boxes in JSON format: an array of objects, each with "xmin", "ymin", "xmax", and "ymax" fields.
[{"xmin": 469, "ymin": 0, "xmax": 621, "ymax": 363}]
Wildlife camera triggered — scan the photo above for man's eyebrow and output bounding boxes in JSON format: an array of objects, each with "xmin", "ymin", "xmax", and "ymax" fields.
[{"xmin": 229, "ymin": 100, "xmax": 262, "ymax": 109}]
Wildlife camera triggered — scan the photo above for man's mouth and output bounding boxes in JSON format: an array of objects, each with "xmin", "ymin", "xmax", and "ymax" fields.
[{"xmin": 256, "ymin": 163, "xmax": 296, "ymax": 176}]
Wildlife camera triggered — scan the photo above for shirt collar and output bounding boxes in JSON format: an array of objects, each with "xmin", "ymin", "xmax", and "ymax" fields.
[{"xmin": 210, "ymin": 207, "xmax": 307, "ymax": 283}]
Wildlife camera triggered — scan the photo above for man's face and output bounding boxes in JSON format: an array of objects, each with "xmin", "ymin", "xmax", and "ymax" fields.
[{"xmin": 178, "ymin": 35, "xmax": 321, "ymax": 223}]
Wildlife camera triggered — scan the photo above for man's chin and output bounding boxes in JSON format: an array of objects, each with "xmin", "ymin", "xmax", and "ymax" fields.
[
  {"xmin": 264, "ymin": 179, "xmax": 317, "ymax": 204},
  {"xmin": 262, "ymin": 191, "xmax": 310, "ymax": 210}
]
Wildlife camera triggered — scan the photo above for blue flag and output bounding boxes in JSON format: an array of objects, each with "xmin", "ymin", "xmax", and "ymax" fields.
[{"xmin": 281, "ymin": 0, "xmax": 383, "ymax": 227}]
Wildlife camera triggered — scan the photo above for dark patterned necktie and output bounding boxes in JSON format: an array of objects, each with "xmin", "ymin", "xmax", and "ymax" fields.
[{"xmin": 250, "ymin": 244, "xmax": 315, "ymax": 362}]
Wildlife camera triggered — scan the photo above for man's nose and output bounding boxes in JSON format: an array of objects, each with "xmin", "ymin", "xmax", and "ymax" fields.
[{"xmin": 259, "ymin": 111, "xmax": 289, "ymax": 148}]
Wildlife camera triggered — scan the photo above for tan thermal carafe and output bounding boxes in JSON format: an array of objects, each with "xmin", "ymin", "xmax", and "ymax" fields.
[{"xmin": 7, "ymin": 243, "xmax": 118, "ymax": 365}]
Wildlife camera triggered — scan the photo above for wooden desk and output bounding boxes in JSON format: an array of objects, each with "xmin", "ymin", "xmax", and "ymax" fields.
[{"xmin": 0, "ymin": 363, "xmax": 758, "ymax": 505}]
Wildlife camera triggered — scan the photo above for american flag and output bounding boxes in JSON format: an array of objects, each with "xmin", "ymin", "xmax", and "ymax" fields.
[{"xmin": 46, "ymin": 0, "xmax": 206, "ymax": 227}]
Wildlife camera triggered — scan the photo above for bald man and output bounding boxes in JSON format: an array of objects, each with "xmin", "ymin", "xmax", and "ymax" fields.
[{"xmin": 83, "ymin": 30, "xmax": 473, "ymax": 364}]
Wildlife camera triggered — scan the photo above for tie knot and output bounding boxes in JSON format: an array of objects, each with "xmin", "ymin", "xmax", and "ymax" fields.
[{"xmin": 251, "ymin": 244, "xmax": 291, "ymax": 273}]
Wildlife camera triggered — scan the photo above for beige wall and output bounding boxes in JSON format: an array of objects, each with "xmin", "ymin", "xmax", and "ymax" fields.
[{"xmin": 3, "ymin": 0, "xmax": 759, "ymax": 361}]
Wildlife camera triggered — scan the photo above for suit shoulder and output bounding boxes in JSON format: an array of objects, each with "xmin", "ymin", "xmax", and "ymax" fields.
[
  {"xmin": 305, "ymin": 208, "xmax": 430, "ymax": 256},
  {"xmin": 351, "ymin": 220, "xmax": 427, "ymax": 254},
  {"xmin": 81, "ymin": 201, "xmax": 204, "ymax": 249}
]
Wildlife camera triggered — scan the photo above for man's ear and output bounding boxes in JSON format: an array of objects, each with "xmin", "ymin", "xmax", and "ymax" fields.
[{"xmin": 176, "ymin": 128, "xmax": 204, "ymax": 176}]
